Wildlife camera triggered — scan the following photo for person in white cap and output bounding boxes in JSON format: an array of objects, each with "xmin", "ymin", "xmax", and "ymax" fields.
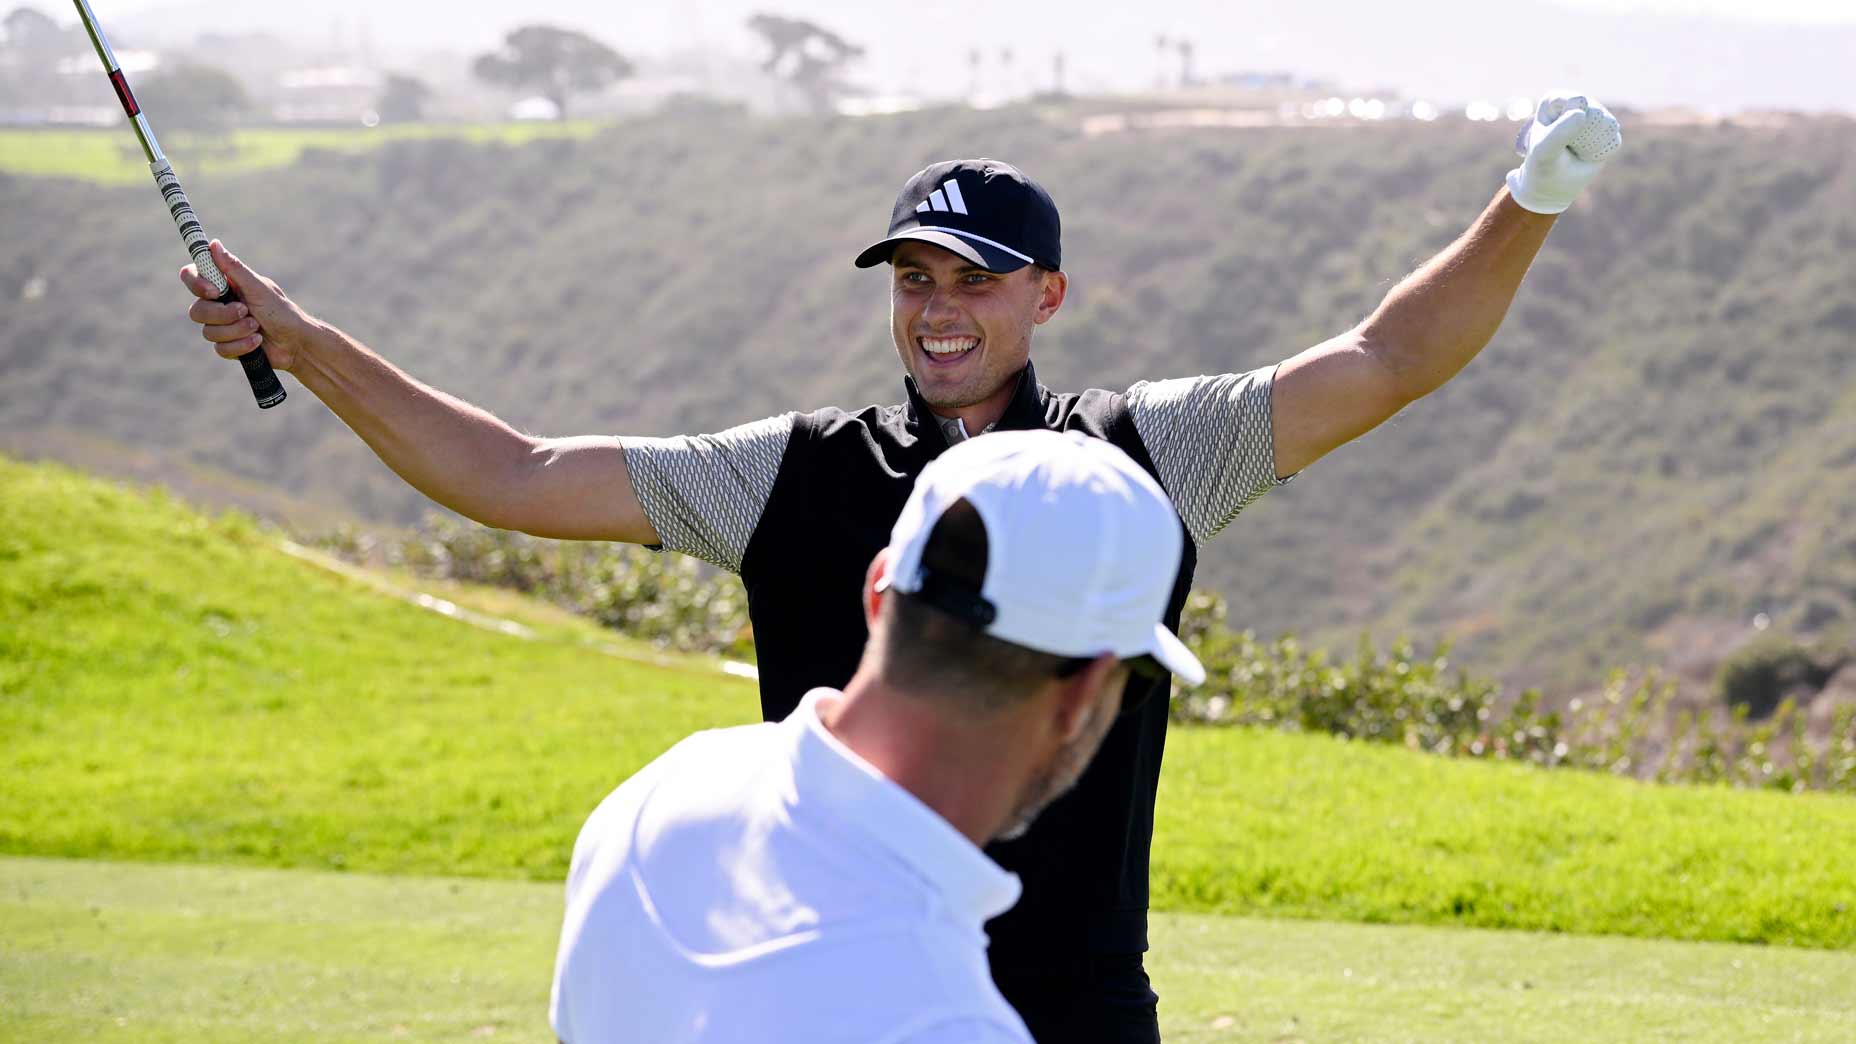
[{"xmin": 548, "ymin": 429, "xmax": 1204, "ymax": 1044}]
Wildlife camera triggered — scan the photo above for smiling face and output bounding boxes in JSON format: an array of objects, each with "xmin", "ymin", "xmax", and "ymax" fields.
[{"xmin": 889, "ymin": 241, "xmax": 1067, "ymax": 429}]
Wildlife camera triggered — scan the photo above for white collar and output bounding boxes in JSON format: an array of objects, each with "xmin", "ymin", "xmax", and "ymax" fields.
[
  {"xmin": 787, "ymin": 688, "xmax": 1021, "ymax": 925},
  {"xmin": 935, "ymin": 414, "xmax": 1002, "ymax": 445},
  {"xmin": 936, "ymin": 414, "xmax": 971, "ymax": 444}
]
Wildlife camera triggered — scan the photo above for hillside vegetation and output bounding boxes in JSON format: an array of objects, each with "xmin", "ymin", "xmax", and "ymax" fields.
[
  {"xmin": 348, "ymin": 512, "xmax": 1856, "ymax": 793},
  {"xmin": 2, "ymin": 106, "xmax": 1852, "ymax": 689},
  {"xmin": 5, "ymin": 457, "xmax": 1856, "ymax": 949}
]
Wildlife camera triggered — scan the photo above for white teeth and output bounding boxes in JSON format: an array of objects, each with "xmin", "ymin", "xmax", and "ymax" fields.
[{"xmin": 922, "ymin": 337, "xmax": 979, "ymax": 356}]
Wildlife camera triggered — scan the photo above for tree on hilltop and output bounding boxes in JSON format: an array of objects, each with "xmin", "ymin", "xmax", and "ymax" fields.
[
  {"xmin": 3, "ymin": 5, "xmax": 67, "ymax": 84},
  {"xmin": 136, "ymin": 62, "xmax": 253, "ymax": 132},
  {"xmin": 746, "ymin": 12, "xmax": 863, "ymax": 114},
  {"xmin": 376, "ymin": 73, "xmax": 433, "ymax": 123},
  {"xmin": 2, "ymin": 5, "xmax": 59, "ymax": 47},
  {"xmin": 472, "ymin": 25, "xmax": 632, "ymax": 120}
]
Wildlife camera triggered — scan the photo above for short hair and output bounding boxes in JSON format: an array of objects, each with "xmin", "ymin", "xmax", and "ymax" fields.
[{"xmin": 876, "ymin": 499, "xmax": 1080, "ymax": 712}]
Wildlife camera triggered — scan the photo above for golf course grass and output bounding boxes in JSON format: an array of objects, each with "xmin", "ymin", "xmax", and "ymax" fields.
[
  {"xmin": 1157, "ymin": 726, "xmax": 1856, "ymax": 947},
  {"xmin": 6, "ymin": 456, "xmax": 1855, "ymax": 945},
  {"xmin": 4, "ymin": 857, "xmax": 1852, "ymax": 1043},
  {"xmin": 5, "ymin": 454, "xmax": 1856, "ymax": 1039}
]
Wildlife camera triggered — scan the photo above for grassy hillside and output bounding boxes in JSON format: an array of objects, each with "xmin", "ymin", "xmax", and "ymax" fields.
[
  {"xmin": 6, "ymin": 857, "xmax": 1854, "ymax": 1044},
  {"xmin": 5, "ymin": 456, "xmax": 1856, "ymax": 950},
  {"xmin": 3, "ymin": 106, "xmax": 1850, "ymax": 692},
  {"xmin": 0, "ymin": 456, "xmax": 759, "ymax": 878}
]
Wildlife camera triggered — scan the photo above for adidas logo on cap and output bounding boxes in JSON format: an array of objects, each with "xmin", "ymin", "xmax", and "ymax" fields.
[{"xmin": 915, "ymin": 179, "xmax": 970, "ymax": 215}]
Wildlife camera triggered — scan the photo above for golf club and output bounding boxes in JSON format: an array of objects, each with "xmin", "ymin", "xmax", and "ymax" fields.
[{"xmin": 73, "ymin": 0, "xmax": 286, "ymax": 409}]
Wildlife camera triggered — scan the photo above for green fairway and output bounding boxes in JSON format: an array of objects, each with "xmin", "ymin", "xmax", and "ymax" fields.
[
  {"xmin": 5, "ymin": 455, "xmax": 1856, "ymax": 951},
  {"xmin": 1150, "ymin": 906, "xmax": 1856, "ymax": 1043},
  {"xmin": 0, "ymin": 123, "xmax": 603, "ymax": 184},
  {"xmin": 4, "ymin": 857, "xmax": 1853, "ymax": 1043},
  {"xmin": 1156, "ymin": 726, "xmax": 1856, "ymax": 947}
]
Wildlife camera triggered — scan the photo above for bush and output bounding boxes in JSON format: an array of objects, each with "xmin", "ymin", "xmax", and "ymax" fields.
[
  {"xmin": 1175, "ymin": 591, "xmax": 1563, "ymax": 764},
  {"xmin": 312, "ymin": 525, "xmax": 1856, "ymax": 795},
  {"xmin": 323, "ymin": 514, "xmax": 754, "ymax": 660},
  {"xmin": 1175, "ymin": 591, "xmax": 1856, "ymax": 795},
  {"xmin": 1715, "ymin": 637, "xmax": 1838, "ymax": 718}
]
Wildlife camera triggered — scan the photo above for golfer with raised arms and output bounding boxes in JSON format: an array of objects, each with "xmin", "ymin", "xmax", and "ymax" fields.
[{"xmin": 182, "ymin": 93, "xmax": 1622, "ymax": 1042}]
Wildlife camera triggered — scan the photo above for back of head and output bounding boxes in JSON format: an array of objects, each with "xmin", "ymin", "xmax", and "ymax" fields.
[
  {"xmin": 874, "ymin": 429, "xmax": 1205, "ymax": 712},
  {"xmin": 876, "ymin": 499, "xmax": 1079, "ymax": 713}
]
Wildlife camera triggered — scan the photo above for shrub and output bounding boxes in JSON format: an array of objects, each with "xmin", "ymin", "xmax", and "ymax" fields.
[
  {"xmin": 1715, "ymin": 637, "xmax": 1837, "ymax": 718},
  {"xmin": 1175, "ymin": 591, "xmax": 1856, "ymax": 795},
  {"xmin": 320, "ymin": 514, "xmax": 754, "ymax": 660},
  {"xmin": 311, "ymin": 526, "xmax": 1856, "ymax": 795},
  {"xmin": 1176, "ymin": 591, "xmax": 1565, "ymax": 765}
]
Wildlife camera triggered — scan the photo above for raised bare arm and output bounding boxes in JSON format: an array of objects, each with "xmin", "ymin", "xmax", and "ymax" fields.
[
  {"xmin": 182, "ymin": 240, "xmax": 660, "ymax": 544},
  {"xmin": 1268, "ymin": 94, "xmax": 1621, "ymax": 479},
  {"xmin": 1270, "ymin": 191, "xmax": 1556, "ymax": 477}
]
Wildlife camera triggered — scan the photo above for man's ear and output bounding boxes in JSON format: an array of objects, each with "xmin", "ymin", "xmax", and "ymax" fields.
[
  {"xmin": 1051, "ymin": 653, "xmax": 1120, "ymax": 743},
  {"xmin": 863, "ymin": 548, "xmax": 892, "ymax": 627},
  {"xmin": 1033, "ymin": 269, "xmax": 1068, "ymax": 325}
]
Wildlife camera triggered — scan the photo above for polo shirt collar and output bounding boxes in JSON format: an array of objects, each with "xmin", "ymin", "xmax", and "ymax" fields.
[
  {"xmin": 903, "ymin": 362, "xmax": 1050, "ymax": 450},
  {"xmin": 787, "ymin": 688, "xmax": 1022, "ymax": 926}
]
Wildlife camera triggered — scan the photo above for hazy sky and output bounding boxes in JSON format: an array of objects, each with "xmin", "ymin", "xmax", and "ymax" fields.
[
  {"xmin": 53, "ymin": 0, "xmax": 1856, "ymax": 113},
  {"xmin": 1556, "ymin": 0, "xmax": 1853, "ymax": 17}
]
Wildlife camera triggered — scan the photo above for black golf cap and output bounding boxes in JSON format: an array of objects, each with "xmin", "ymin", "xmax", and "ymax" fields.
[{"xmin": 854, "ymin": 158, "xmax": 1061, "ymax": 274}]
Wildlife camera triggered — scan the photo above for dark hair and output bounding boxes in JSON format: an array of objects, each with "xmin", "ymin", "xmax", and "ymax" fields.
[{"xmin": 876, "ymin": 499, "xmax": 1079, "ymax": 711}]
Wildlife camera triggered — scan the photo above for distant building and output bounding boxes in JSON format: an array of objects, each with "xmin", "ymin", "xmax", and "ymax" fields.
[
  {"xmin": 507, "ymin": 96, "xmax": 561, "ymax": 121},
  {"xmin": 1217, "ymin": 71, "xmax": 1309, "ymax": 91},
  {"xmin": 274, "ymin": 65, "xmax": 382, "ymax": 124},
  {"xmin": 28, "ymin": 48, "xmax": 162, "ymax": 126}
]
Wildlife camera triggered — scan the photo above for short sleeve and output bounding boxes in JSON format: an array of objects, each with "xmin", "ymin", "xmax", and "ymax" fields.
[
  {"xmin": 1126, "ymin": 366, "xmax": 1291, "ymax": 546},
  {"xmin": 620, "ymin": 413, "xmax": 796, "ymax": 574}
]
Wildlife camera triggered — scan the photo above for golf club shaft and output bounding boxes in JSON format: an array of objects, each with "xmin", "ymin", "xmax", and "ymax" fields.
[{"xmin": 73, "ymin": 0, "xmax": 286, "ymax": 409}]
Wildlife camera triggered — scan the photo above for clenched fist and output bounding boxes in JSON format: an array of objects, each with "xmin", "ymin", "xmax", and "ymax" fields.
[{"xmin": 1505, "ymin": 92, "xmax": 1623, "ymax": 215}]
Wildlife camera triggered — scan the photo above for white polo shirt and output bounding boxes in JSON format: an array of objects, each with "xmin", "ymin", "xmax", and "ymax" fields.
[{"xmin": 549, "ymin": 688, "xmax": 1033, "ymax": 1044}]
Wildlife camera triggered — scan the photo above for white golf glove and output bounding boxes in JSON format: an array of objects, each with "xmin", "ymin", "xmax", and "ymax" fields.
[{"xmin": 1505, "ymin": 92, "xmax": 1623, "ymax": 215}]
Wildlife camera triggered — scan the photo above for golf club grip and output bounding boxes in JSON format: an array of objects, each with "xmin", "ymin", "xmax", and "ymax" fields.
[
  {"xmin": 156, "ymin": 163, "xmax": 285, "ymax": 409},
  {"xmin": 218, "ymin": 287, "xmax": 287, "ymax": 409}
]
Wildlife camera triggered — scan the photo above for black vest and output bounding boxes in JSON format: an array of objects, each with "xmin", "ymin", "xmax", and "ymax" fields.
[{"xmin": 739, "ymin": 362, "xmax": 1198, "ymax": 965}]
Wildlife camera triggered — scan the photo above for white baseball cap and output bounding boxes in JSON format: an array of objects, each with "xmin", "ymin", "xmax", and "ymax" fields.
[{"xmin": 880, "ymin": 429, "xmax": 1205, "ymax": 686}]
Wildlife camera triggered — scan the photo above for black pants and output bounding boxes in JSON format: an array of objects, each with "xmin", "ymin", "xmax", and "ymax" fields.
[{"xmin": 992, "ymin": 954, "xmax": 1161, "ymax": 1044}]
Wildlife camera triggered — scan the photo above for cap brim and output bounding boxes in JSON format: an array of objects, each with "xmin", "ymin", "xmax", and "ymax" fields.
[
  {"xmin": 1145, "ymin": 624, "xmax": 1205, "ymax": 687},
  {"xmin": 853, "ymin": 228, "xmax": 1032, "ymax": 274}
]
